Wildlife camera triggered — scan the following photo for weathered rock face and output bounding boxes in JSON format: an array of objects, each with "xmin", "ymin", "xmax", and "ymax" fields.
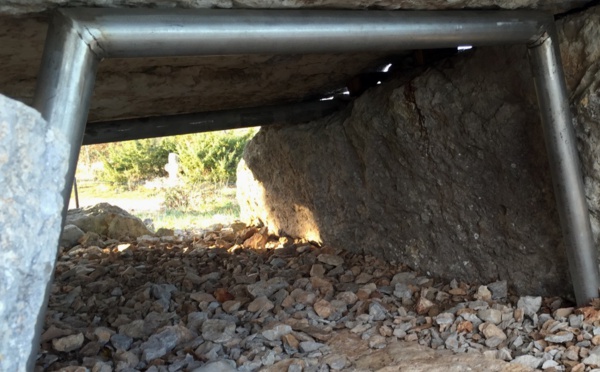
[
  {"xmin": 0, "ymin": 94, "xmax": 69, "ymax": 371},
  {"xmin": 0, "ymin": 1, "xmax": 589, "ymax": 16},
  {"xmin": 237, "ymin": 5, "xmax": 600, "ymax": 297},
  {"xmin": 66, "ymin": 203, "xmax": 154, "ymax": 239},
  {"xmin": 0, "ymin": 1, "xmax": 593, "ymax": 124}
]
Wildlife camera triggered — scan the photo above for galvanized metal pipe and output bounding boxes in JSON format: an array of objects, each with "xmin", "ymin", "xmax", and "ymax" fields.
[
  {"xmin": 30, "ymin": 10, "xmax": 100, "ymax": 372},
  {"xmin": 64, "ymin": 8, "xmax": 551, "ymax": 58},
  {"xmin": 83, "ymin": 100, "xmax": 347, "ymax": 145},
  {"xmin": 528, "ymin": 27, "xmax": 600, "ymax": 305}
]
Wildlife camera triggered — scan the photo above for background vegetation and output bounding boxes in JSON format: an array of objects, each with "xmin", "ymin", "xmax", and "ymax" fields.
[
  {"xmin": 89, "ymin": 129, "xmax": 256, "ymax": 188},
  {"xmin": 74, "ymin": 128, "xmax": 257, "ymax": 229}
]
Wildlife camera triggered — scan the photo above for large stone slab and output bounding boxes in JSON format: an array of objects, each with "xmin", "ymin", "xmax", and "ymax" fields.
[
  {"xmin": 0, "ymin": 94, "xmax": 69, "ymax": 371},
  {"xmin": 237, "ymin": 5, "xmax": 600, "ymax": 297},
  {"xmin": 0, "ymin": 1, "xmax": 592, "ymax": 125},
  {"xmin": 0, "ymin": 14, "xmax": 391, "ymax": 123},
  {"xmin": 0, "ymin": 0, "xmax": 589, "ymax": 16}
]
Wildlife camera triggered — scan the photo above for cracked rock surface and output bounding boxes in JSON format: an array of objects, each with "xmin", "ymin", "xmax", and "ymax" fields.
[
  {"xmin": 36, "ymin": 220, "xmax": 600, "ymax": 371},
  {"xmin": 236, "ymin": 4, "xmax": 600, "ymax": 298}
]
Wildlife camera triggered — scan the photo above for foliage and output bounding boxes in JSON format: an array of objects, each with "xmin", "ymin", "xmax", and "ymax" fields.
[
  {"xmin": 163, "ymin": 185, "xmax": 199, "ymax": 212},
  {"xmin": 175, "ymin": 130, "xmax": 256, "ymax": 184},
  {"xmin": 95, "ymin": 138, "xmax": 176, "ymax": 189},
  {"xmin": 91, "ymin": 129, "xmax": 256, "ymax": 190}
]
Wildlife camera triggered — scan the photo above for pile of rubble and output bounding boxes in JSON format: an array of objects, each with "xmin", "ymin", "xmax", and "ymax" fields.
[{"xmin": 38, "ymin": 214, "xmax": 600, "ymax": 371}]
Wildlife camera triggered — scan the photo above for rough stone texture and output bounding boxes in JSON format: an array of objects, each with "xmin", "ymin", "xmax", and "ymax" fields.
[
  {"xmin": 0, "ymin": 94, "xmax": 69, "ymax": 371},
  {"xmin": 0, "ymin": 0, "xmax": 590, "ymax": 16},
  {"xmin": 0, "ymin": 1, "xmax": 593, "ymax": 124},
  {"xmin": 237, "ymin": 5, "xmax": 600, "ymax": 297},
  {"xmin": 328, "ymin": 331, "xmax": 532, "ymax": 372},
  {"xmin": 59, "ymin": 224, "xmax": 85, "ymax": 248},
  {"xmin": 66, "ymin": 202, "xmax": 154, "ymax": 239},
  {"xmin": 0, "ymin": 14, "xmax": 391, "ymax": 122}
]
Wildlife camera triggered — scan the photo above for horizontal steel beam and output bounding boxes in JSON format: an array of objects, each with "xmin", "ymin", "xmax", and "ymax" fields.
[
  {"xmin": 65, "ymin": 8, "xmax": 551, "ymax": 58},
  {"xmin": 83, "ymin": 100, "xmax": 346, "ymax": 145}
]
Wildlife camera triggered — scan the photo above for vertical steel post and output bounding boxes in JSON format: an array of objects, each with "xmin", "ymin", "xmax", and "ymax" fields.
[
  {"xmin": 528, "ymin": 26, "xmax": 600, "ymax": 306},
  {"xmin": 30, "ymin": 12, "xmax": 100, "ymax": 371}
]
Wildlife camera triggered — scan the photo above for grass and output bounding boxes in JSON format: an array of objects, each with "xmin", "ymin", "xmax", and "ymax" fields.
[
  {"xmin": 136, "ymin": 184, "xmax": 240, "ymax": 229},
  {"xmin": 70, "ymin": 176, "xmax": 240, "ymax": 230}
]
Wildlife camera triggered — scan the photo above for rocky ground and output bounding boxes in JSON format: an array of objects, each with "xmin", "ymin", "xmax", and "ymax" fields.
[{"xmin": 37, "ymin": 222, "xmax": 600, "ymax": 372}]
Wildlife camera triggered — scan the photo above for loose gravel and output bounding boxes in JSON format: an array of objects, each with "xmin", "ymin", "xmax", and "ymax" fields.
[{"xmin": 35, "ymin": 223, "xmax": 600, "ymax": 371}]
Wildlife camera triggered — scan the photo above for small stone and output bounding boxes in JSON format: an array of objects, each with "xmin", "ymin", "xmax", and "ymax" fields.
[
  {"xmin": 115, "ymin": 350, "xmax": 139, "ymax": 368},
  {"xmin": 202, "ymin": 319, "xmax": 236, "ymax": 343},
  {"xmin": 141, "ymin": 325, "xmax": 194, "ymax": 362},
  {"xmin": 497, "ymin": 348, "xmax": 512, "ymax": 361},
  {"xmin": 517, "ymin": 296, "xmax": 542, "ymax": 318},
  {"xmin": 118, "ymin": 319, "xmax": 145, "ymax": 339},
  {"xmin": 222, "ymin": 300, "xmax": 242, "ymax": 313},
  {"xmin": 314, "ymin": 299, "xmax": 334, "ymax": 319},
  {"xmin": 583, "ymin": 346, "xmax": 600, "ymax": 365},
  {"xmin": 390, "ymin": 272, "xmax": 417, "ymax": 285},
  {"xmin": 553, "ymin": 307, "xmax": 575, "ymax": 319},
  {"xmin": 355, "ymin": 272, "xmax": 373, "ymax": 284},
  {"xmin": 282, "ymin": 334, "xmax": 300, "ymax": 354},
  {"xmin": 369, "ymin": 335, "xmax": 387, "ymax": 349},
  {"xmin": 52, "ymin": 333, "xmax": 84, "ymax": 352},
  {"xmin": 92, "ymin": 361, "xmax": 113, "ymax": 372},
  {"xmin": 299, "ymin": 341, "xmax": 324, "ymax": 353},
  {"xmin": 369, "ymin": 301, "xmax": 388, "ymax": 321},
  {"xmin": 513, "ymin": 308, "xmax": 524, "ymax": 323},
  {"xmin": 487, "ymin": 281, "xmax": 508, "ymax": 300},
  {"xmin": 379, "ymin": 325, "xmax": 393, "ymax": 337},
  {"xmin": 542, "ymin": 360, "xmax": 559, "ymax": 369},
  {"xmin": 60, "ymin": 224, "xmax": 85, "ymax": 248},
  {"xmin": 479, "ymin": 323, "xmax": 507, "ymax": 341},
  {"xmin": 445, "ymin": 334, "xmax": 460, "ymax": 351},
  {"xmin": 244, "ymin": 232, "xmax": 268, "ymax": 249},
  {"xmin": 545, "ymin": 331, "xmax": 574, "ymax": 344},
  {"xmin": 247, "ymin": 277, "xmax": 288, "ymax": 298},
  {"xmin": 435, "ymin": 313, "xmax": 455, "ymax": 327},
  {"xmin": 187, "ymin": 312, "xmax": 209, "ymax": 331},
  {"xmin": 191, "ymin": 360, "xmax": 237, "ymax": 372},
  {"xmin": 511, "ymin": 355, "xmax": 542, "ymax": 369},
  {"xmin": 294, "ymin": 289, "xmax": 317, "ymax": 305},
  {"xmin": 247, "ymin": 296, "xmax": 274, "ymax": 313},
  {"xmin": 416, "ymin": 297, "xmax": 434, "ymax": 315},
  {"xmin": 477, "ymin": 309, "xmax": 502, "ymax": 325},
  {"xmin": 485, "ymin": 336, "xmax": 505, "ymax": 348},
  {"xmin": 194, "ymin": 341, "xmax": 222, "ymax": 361},
  {"xmin": 190, "ymin": 292, "xmax": 216, "ymax": 303},
  {"xmin": 41, "ymin": 326, "xmax": 71, "ymax": 342},
  {"xmin": 310, "ymin": 264, "xmax": 326, "ymax": 277},
  {"xmin": 110, "ymin": 333, "xmax": 133, "ymax": 351},
  {"xmin": 317, "ymin": 254, "xmax": 344, "ymax": 266},
  {"xmin": 262, "ymin": 324, "xmax": 292, "ymax": 341},
  {"xmin": 393, "ymin": 283, "xmax": 413, "ymax": 300},
  {"xmin": 474, "ymin": 286, "xmax": 492, "ymax": 301},
  {"xmin": 336, "ymin": 291, "xmax": 358, "ymax": 305},
  {"xmin": 324, "ymin": 354, "xmax": 347, "ymax": 370},
  {"xmin": 151, "ymin": 283, "xmax": 177, "ymax": 310},
  {"xmin": 94, "ymin": 327, "xmax": 115, "ymax": 345}
]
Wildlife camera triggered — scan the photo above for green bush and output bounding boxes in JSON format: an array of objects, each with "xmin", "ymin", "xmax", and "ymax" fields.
[
  {"xmin": 96, "ymin": 137, "xmax": 176, "ymax": 189},
  {"xmin": 95, "ymin": 129, "xmax": 256, "ymax": 189},
  {"xmin": 176, "ymin": 130, "xmax": 255, "ymax": 184}
]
